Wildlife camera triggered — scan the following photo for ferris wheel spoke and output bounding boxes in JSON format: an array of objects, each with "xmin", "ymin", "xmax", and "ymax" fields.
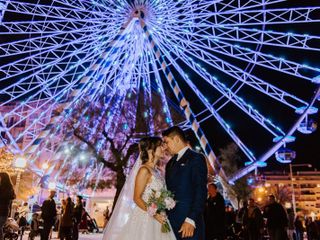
[
  {"xmin": 171, "ymin": 30, "xmax": 320, "ymax": 83},
  {"xmin": 61, "ymin": 28, "xmax": 143, "ymax": 151},
  {"xmin": 156, "ymin": 43, "xmax": 257, "ymax": 162},
  {"xmin": 6, "ymin": 1, "xmax": 114, "ymax": 21},
  {"xmin": 212, "ymin": 0, "xmax": 286, "ymax": 13},
  {"xmin": 215, "ymin": 7, "xmax": 320, "ymax": 26},
  {"xmin": 156, "ymin": 30, "xmax": 309, "ymax": 110},
  {"xmin": 8, "ymin": 25, "xmax": 134, "ymax": 154},
  {"xmin": 148, "ymin": 46, "xmax": 173, "ymax": 126},
  {"xmin": 175, "ymin": 6, "xmax": 320, "ymax": 26},
  {"xmin": 0, "ymin": 24, "xmax": 117, "ymax": 57},
  {"xmin": 158, "ymin": 42, "xmax": 286, "ymax": 138},
  {"xmin": 0, "ymin": 19, "xmax": 112, "ymax": 34},
  {"xmin": 0, "ymin": 39, "xmax": 104, "ymax": 102},
  {"xmin": 157, "ymin": 25, "xmax": 319, "ymax": 83},
  {"xmin": 41, "ymin": 55, "xmax": 132, "ymax": 164},
  {"xmin": 158, "ymin": 19, "xmax": 320, "ymax": 52},
  {"xmin": 156, "ymin": 35, "xmax": 286, "ymax": 136},
  {"xmin": 0, "ymin": 31, "xmax": 108, "ymax": 82},
  {"xmin": 200, "ymin": 24, "xmax": 320, "ymax": 52},
  {"xmin": 140, "ymin": 52, "xmax": 155, "ymax": 134}
]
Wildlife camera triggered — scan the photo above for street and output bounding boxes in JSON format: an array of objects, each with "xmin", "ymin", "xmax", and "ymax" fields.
[{"xmin": 21, "ymin": 232, "xmax": 103, "ymax": 240}]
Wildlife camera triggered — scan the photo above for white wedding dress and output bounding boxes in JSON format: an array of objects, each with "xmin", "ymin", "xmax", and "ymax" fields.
[{"xmin": 102, "ymin": 158, "xmax": 176, "ymax": 240}]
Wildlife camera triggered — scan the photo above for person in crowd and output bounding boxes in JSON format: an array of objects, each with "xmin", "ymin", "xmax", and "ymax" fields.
[
  {"xmin": 57, "ymin": 199, "xmax": 66, "ymax": 239},
  {"xmin": 308, "ymin": 218, "xmax": 320, "ymax": 240},
  {"xmin": 17, "ymin": 202, "xmax": 29, "ymax": 236},
  {"xmin": 17, "ymin": 202, "xmax": 29, "ymax": 224},
  {"xmin": 72, "ymin": 195, "xmax": 83, "ymax": 240},
  {"xmin": 286, "ymin": 208, "xmax": 295, "ymax": 240},
  {"xmin": 41, "ymin": 190, "xmax": 57, "ymax": 240},
  {"xmin": 0, "ymin": 172, "xmax": 16, "ymax": 240},
  {"xmin": 103, "ymin": 206, "xmax": 110, "ymax": 229},
  {"xmin": 243, "ymin": 198, "xmax": 264, "ymax": 240},
  {"xmin": 79, "ymin": 209, "xmax": 89, "ymax": 234},
  {"xmin": 263, "ymin": 194, "xmax": 288, "ymax": 240},
  {"xmin": 306, "ymin": 216, "xmax": 320, "ymax": 240},
  {"xmin": 225, "ymin": 205, "xmax": 237, "ymax": 237},
  {"xmin": 236, "ymin": 199, "xmax": 248, "ymax": 225},
  {"xmin": 294, "ymin": 215, "xmax": 304, "ymax": 240},
  {"xmin": 59, "ymin": 197, "xmax": 74, "ymax": 240},
  {"xmin": 204, "ymin": 183, "xmax": 226, "ymax": 240},
  {"xmin": 29, "ymin": 213, "xmax": 41, "ymax": 240}
]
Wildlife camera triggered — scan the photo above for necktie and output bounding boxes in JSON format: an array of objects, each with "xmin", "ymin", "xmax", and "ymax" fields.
[{"xmin": 170, "ymin": 155, "xmax": 178, "ymax": 168}]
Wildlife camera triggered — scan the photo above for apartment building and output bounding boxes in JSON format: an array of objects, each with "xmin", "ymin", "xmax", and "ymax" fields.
[{"xmin": 263, "ymin": 171, "xmax": 320, "ymax": 214}]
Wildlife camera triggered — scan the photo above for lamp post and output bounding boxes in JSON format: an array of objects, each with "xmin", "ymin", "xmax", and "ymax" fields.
[
  {"xmin": 12, "ymin": 156, "xmax": 27, "ymax": 194},
  {"xmin": 289, "ymin": 163, "xmax": 312, "ymax": 216}
]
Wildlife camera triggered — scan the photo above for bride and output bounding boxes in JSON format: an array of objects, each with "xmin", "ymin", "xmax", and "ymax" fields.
[{"xmin": 102, "ymin": 137, "xmax": 176, "ymax": 240}]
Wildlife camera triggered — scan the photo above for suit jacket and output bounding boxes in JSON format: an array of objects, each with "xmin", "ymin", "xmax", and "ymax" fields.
[
  {"xmin": 204, "ymin": 193, "xmax": 226, "ymax": 238},
  {"xmin": 165, "ymin": 149, "xmax": 208, "ymax": 240},
  {"xmin": 41, "ymin": 198, "xmax": 57, "ymax": 222}
]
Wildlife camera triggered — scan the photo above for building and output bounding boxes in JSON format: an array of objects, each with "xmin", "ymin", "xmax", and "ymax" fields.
[{"xmin": 263, "ymin": 170, "xmax": 320, "ymax": 215}]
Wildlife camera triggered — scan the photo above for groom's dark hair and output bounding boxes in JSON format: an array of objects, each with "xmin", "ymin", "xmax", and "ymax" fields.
[{"xmin": 162, "ymin": 126, "xmax": 187, "ymax": 143}]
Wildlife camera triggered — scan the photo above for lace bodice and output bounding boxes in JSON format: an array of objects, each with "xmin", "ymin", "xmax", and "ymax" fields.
[{"xmin": 141, "ymin": 170, "xmax": 165, "ymax": 203}]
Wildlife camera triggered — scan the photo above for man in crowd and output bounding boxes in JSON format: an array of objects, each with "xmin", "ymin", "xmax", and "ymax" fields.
[
  {"xmin": 204, "ymin": 183, "xmax": 226, "ymax": 240},
  {"xmin": 72, "ymin": 195, "xmax": 83, "ymax": 240},
  {"xmin": 41, "ymin": 190, "xmax": 57, "ymax": 240},
  {"xmin": 263, "ymin": 195, "xmax": 288, "ymax": 240},
  {"xmin": 243, "ymin": 198, "xmax": 264, "ymax": 240}
]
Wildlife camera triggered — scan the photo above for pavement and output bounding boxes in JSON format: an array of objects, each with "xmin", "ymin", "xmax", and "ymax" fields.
[
  {"xmin": 78, "ymin": 233, "xmax": 102, "ymax": 240},
  {"xmin": 20, "ymin": 231, "xmax": 103, "ymax": 240}
]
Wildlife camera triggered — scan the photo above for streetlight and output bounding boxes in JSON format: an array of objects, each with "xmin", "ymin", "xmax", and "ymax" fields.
[
  {"xmin": 289, "ymin": 163, "xmax": 312, "ymax": 216},
  {"xmin": 42, "ymin": 162, "xmax": 49, "ymax": 170},
  {"xmin": 48, "ymin": 181, "xmax": 56, "ymax": 190},
  {"xmin": 12, "ymin": 156, "xmax": 27, "ymax": 194}
]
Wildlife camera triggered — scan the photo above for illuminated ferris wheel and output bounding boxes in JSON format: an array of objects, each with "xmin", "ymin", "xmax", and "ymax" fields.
[{"xmin": 0, "ymin": 0, "xmax": 319, "ymax": 184}]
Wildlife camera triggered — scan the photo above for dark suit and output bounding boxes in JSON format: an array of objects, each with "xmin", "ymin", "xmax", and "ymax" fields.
[
  {"xmin": 41, "ymin": 198, "xmax": 57, "ymax": 240},
  {"xmin": 165, "ymin": 149, "xmax": 208, "ymax": 240},
  {"xmin": 204, "ymin": 193, "xmax": 226, "ymax": 240}
]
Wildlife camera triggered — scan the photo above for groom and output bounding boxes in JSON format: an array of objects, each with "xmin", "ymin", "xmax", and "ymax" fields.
[{"xmin": 163, "ymin": 126, "xmax": 207, "ymax": 240}]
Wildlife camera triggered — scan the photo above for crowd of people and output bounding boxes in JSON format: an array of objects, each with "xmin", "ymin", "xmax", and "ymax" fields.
[
  {"xmin": 2, "ymin": 159, "xmax": 320, "ymax": 240},
  {"xmin": 204, "ymin": 183, "xmax": 320, "ymax": 240},
  {"xmin": 0, "ymin": 171, "xmax": 99, "ymax": 240},
  {"xmin": 33, "ymin": 192, "xmax": 86, "ymax": 240}
]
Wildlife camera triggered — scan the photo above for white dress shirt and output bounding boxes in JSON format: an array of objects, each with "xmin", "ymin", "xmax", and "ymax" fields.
[{"xmin": 176, "ymin": 146, "xmax": 196, "ymax": 228}]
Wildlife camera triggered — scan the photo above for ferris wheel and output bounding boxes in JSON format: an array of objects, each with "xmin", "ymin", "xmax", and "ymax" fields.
[{"xmin": 0, "ymin": 0, "xmax": 319, "ymax": 185}]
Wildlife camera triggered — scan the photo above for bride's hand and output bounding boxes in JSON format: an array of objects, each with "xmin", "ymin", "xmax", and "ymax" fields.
[{"xmin": 154, "ymin": 213, "xmax": 166, "ymax": 225}]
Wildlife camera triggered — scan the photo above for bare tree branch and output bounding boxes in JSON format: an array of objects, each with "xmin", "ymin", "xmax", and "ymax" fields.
[
  {"xmin": 120, "ymin": 132, "xmax": 133, "ymax": 152},
  {"xmin": 73, "ymin": 129, "xmax": 117, "ymax": 171}
]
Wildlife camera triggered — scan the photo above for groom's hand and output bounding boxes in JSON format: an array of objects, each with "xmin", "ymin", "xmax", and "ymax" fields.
[{"xmin": 179, "ymin": 222, "xmax": 195, "ymax": 238}]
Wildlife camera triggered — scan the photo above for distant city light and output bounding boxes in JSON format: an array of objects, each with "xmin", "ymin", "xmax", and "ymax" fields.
[{"xmin": 13, "ymin": 156, "xmax": 27, "ymax": 169}]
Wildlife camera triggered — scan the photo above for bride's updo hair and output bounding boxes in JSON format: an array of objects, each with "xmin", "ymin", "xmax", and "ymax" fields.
[{"xmin": 139, "ymin": 137, "xmax": 162, "ymax": 164}]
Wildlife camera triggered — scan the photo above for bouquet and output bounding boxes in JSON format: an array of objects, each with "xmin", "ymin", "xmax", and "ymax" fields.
[{"xmin": 146, "ymin": 188, "xmax": 176, "ymax": 233}]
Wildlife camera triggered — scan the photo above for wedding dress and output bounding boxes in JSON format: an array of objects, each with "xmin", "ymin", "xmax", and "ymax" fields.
[{"xmin": 102, "ymin": 158, "xmax": 176, "ymax": 240}]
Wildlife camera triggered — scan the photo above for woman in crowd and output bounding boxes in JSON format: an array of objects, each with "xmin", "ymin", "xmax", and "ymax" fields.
[
  {"xmin": 0, "ymin": 172, "xmax": 16, "ymax": 240},
  {"xmin": 59, "ymin": 197, "xmax": 74, "ymax": 240}
]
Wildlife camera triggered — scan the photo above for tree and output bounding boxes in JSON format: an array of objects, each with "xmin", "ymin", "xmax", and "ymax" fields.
[
  {"xmin": 219, "ymin": 143, "xmax": 252, "ymax": 208},
  {"xmin": 60, "ymin": 89, "xmax": 182, "ymax": 208},
  {"xmin": 0, "ymin": 147, "xmax": 37, "ymax": 200},
  {"xmin": 73, "ymin": 128, "xmax": 138, "ymax": 207},
  {"xmin": 0, "ymin": 147, "xmax": 14, "ymax": 173}
]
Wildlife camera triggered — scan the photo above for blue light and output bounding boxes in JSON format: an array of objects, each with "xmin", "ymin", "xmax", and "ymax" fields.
[{"xmin": 247, "ymin": 177, "xmax": 254, "ymax": 185}]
